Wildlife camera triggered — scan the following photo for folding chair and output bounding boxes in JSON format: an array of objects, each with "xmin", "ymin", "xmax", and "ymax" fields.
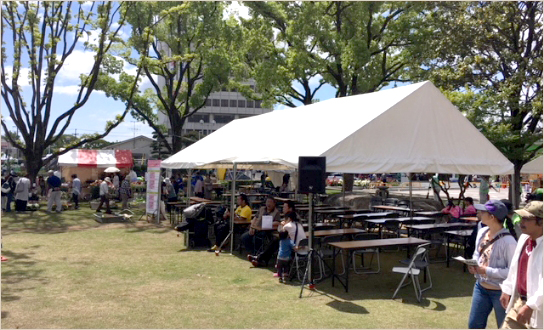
[
  {"xmin": 318, "ymin": 236, "xmax": 346, "ymax": 278},
  {"xmin": 291, "ymin": 238, "xmax": 309, "ymax": 282},
  {"xmin": 352, "ymin": 232, "xmax": 380, "ymax": 274},
  {"xmin": 392, "ymin": 243, "xmax": 432, "ymax": 302}
]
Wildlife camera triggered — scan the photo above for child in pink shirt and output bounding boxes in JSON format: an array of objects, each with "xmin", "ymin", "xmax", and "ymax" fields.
[{"xmin": 442, "ymin": 200, "xmax": 462, "ymax": 222}]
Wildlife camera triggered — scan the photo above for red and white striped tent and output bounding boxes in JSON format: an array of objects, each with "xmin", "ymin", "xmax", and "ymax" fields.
[{"xmin": 58, "ymin": 149, "xmax": 133, "ymax": 168}]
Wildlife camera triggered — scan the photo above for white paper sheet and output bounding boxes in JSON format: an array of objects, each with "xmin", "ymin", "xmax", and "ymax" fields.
[{"xmin": 262, "ymin": 215, "xmax": 273, "ymax": 229}]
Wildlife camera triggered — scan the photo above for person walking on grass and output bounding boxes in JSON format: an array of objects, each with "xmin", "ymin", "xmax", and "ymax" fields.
[
  {"xmin": 499, "ymin": 201, "xmax": 543, "ymax": 329},
  {"xmin": 468, "ymin": 200, "xmax": 517, "ymax": 329},
  {"xmin": 96, "ymin": 177, "xmax": 112, "ymax": 214},
  {"xmin": 46, "ymin": 170, "xmax": 62, "ymax": 213},
  {"xmin": 71, "ymin": 174, "xmax": 81, "ymax": 210}
]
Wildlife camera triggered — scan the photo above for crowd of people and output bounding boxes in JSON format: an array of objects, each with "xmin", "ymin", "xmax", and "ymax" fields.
[{"xmin": 465, "ymin": 199, "xmax": 542, "ymax": 329}]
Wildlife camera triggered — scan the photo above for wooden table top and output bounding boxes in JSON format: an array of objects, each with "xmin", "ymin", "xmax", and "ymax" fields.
[
  {"xmin": 405, "ymin": 222, "xmax": 476, "ymax": 230},
  {"xmin": 365, "ymin": 217, "xmax": 434, "ymax": 225},
  {"xmin": 336, "ymin": 212, "xmax": 396, "ymax": 219},
  {"xmin": 328, "ymin": 237, "xmax": 430, "ymax": 251},
  {"xmin": 372, "ymin": 205, "xmax": 410, "ymax": 212},
  {"xmin": 306, "ymin": 228, "xmax": 365, "ymax": 237},
  {"xmin": 414, "ymin": 211, "xmax": 444, "ymax": 217},
  {"xmin": 444, "ymin": 229, "xmax": 473, "ymax": 237}
]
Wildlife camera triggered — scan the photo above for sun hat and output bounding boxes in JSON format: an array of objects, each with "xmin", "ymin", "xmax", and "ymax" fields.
[
  {"xmin": 514, "ymin": 201, "xmax": 543, "ymax": 219},
  {"xmin": 474, "ymin": 200, "xmax": 508, "ymax": 221}
]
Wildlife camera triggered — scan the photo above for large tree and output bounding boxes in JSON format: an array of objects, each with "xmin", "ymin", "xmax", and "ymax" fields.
[
  {"xmin": 419, "ymin": 1, "xmax": 543, "ymax": 207},
  {"xmin": 237, "ymin": 2, "xmax": 327, "ymax": 108},
  {"xmin": 1, "ymin": 1, "xmax": 135, "ymax": 182},
  {"xmin": 94, "ymin": 1, "xmax": 239, "ymax": 155},
  {"xmin": 243, "ymin": 2, "xmax": 432, "ymax": 191}
]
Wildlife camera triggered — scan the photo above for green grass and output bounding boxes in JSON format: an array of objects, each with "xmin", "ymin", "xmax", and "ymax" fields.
[{"xmin": 2, "ymin": 205, "xmax": 499, "ymax": 328}]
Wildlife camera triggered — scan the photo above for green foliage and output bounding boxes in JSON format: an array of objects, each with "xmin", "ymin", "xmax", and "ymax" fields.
[
  {"xmin": 420, "ymin": 1, "xmax": 543, "ymax": 166},
  {"xmin": 93, "ymin": 1, "xmax": 240, "ymax": 154},
  {"xmin": 1, "ymin": 2, "xmax": 132, "ymax": 182},
  {"xmin": 239, "ymin": 1, "xmax": 432, "ymax": 109}
]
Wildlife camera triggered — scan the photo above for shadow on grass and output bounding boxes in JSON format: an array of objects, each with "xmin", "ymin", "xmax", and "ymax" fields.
[
  {"xmin": 326, "ymin": 299, "xmax": 369, "ymax": 314},
  {"xmin": 1, "ymin": 249, "xmax": 48, "ymax": 304},
  {"xmin": 2, "ymin": 207, "xmax": 175, "ymax": 236}
]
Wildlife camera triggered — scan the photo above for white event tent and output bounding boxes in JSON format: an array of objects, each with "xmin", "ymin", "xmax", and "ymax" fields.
[
  {"xmin": 162, "ymin": 81, "xmax": 513, "ymax": 175},
  {"xmin": 163, "ymin": 81, "xmax": 514, "ymax": 254},
  {"xmin": 521, "ymin": 156, "xmax": 543, "ymax": 174}
]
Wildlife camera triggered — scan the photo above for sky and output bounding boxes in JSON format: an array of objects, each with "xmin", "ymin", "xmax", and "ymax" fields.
[{"xmin": 1, "ymin": 2, "xmax": 346, "ymax": 143}]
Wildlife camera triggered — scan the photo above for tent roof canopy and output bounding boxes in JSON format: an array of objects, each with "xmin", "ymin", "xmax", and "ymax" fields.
[
  {"xmin": 521, "ymin": 156, "xmax": 543, "ymax": 174},
  {"xmin": 162, "ymin": 81, "xmax": 513, "ymax": 175},
  {"xmin": 58, "ymin": 149, "xmax": 133, "ymax": 168}
]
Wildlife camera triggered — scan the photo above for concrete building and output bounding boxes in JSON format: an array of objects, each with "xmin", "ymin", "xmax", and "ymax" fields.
[
  {"xmin": 157, "ymin": 79, "xmax": 273, "ymax": 137},
  {"xmin": 102, "ymin": 135, "xmax": 154, "ymax": 166}
]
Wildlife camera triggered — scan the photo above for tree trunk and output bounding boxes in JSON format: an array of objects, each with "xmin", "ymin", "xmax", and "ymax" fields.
[
  {"xmin": 512, "ymin": 163, "xmax": 523, "ymax": 209},
  {"xmin": 343, "ymin": 173, "xmax": 354, "ymax": 192}
]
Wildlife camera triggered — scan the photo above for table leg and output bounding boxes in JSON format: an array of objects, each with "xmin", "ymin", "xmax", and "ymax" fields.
[
  {"xmin": 463, "ymin": 237, "xmax": 468, "ymax": 273},
  {"xmin": 446, "ymin": 234, "xmax": 450, "ymax": 267},
  {"xmin": 345, "ymin": 251, "xmax": 351, "ymax": 293},
  {"xmin": 332, "ymin": 246, "xmax": 336, "ymax": 287}
]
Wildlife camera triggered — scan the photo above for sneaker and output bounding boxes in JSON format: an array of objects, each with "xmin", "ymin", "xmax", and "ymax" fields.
[
  {"xmin": 273, "ymin": 273, "xmax": 280, "ymax": 278},
  {"xmin": 278, "ymin": 278, "xmax": 284, "ymax": 284},
  {"xmin": 56, "ymin": 210, "xmax": 62, "ymax": 213},
  {"xmin": 282, "ymin": 277, "xmax": 288, "ymax": 283},
  {"xmin": 95, "ymin": 210, "xmax": 101, "ymax": 213},
  {"xmin": 210, "ymin": 245, "xmax": 218, "ymax": 251},
  {"xmin": 247, "ymin": 254, "xmax": 255, "ymax": 262}
]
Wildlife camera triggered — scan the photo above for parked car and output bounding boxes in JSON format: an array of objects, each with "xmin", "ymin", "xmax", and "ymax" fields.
[{"xmin": 326, "ymin": 173, "xmax": 343, "ymax": 186}]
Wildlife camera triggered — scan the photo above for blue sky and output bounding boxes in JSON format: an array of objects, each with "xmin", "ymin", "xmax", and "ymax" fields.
[{"xmin": 1, "ymin": 2, "xmax": 341, "ymax": 143}]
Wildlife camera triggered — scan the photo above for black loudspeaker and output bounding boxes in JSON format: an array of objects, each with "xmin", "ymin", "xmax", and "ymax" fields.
[{"xmin": 298, "ymin": 156, "xmax": 326, "ymax": 194}]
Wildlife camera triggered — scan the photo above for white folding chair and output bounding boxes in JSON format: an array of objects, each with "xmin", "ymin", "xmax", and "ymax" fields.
[{"xmin": 392, "ymin": 243, "xmax": 432, "ymax": 302}]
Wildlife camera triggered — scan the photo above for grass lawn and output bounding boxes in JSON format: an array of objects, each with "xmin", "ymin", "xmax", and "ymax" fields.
[{"xmin": 1, "ymin": 205, "xmax": 499, "ymax": 328}]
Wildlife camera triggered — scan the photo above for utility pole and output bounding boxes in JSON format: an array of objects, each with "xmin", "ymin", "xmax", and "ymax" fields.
[{"xmin": 130, "ymin": 121, "xmax": 138, "ymax": 149}]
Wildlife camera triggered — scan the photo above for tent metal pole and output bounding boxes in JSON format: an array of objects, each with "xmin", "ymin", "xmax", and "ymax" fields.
[
  {"xmin": 230, "ymin": 163, "xmax": 237, "ymax": 254},
  {"xmin": 342, "ymin": 174, "xmax": 346, "ymax": 208},
  {"xmin": 409, "ymin": 172, "xmax": 413, "ymax": 221}
]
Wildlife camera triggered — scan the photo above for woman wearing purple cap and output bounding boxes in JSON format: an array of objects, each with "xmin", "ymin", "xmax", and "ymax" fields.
[{"xmin": 468, "ymin": 200, "xmax": 518, "ymax": 328}]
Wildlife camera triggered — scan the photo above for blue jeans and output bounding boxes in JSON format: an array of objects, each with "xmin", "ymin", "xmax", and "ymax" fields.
[{"xmin": 468, "ymin": 281, "xmax": 506, "ymax": 328}]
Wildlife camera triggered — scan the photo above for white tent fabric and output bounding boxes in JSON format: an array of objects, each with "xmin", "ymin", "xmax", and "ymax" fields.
[
  {"xmin": 521, "ymin": 156, "xmax": 543, "ymax": 174},
  {"xmin": 162, "ymin": 81, "xmax": 513, "ymax": 175}
]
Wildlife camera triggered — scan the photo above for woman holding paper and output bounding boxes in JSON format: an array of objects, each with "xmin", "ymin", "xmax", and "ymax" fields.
[{"xmin": 467, "ymin": 200, "xmax": 517, "ymax": 328}]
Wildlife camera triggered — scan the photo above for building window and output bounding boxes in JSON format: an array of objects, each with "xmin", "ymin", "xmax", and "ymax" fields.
[
  {"xmin": 238, "ymin": 99, "xmax": 246, "ymax": 108},
  {"xmin": 214, "ymin": 114, "xmax": 235, "ymax": 124},
  {"xmin": 221, "ymin": 99, "xmax": 229, "ymax": 107},
  {"xmin": 255, "ymin": 100, "xmax": 262, "ymax": 108},
  {"xmin": 250, "ymin": 85, "xmax": 255, "ymax": 90},
  {"xmin": 230, "ymin": 100, "xmax": 237, "ymax": 107},
  {"xmin": 231, "ymin": 87, "xmax": 237, "ymax": 92},
  {"xmin": 246, "ymin": 100, "xmax": 254, "ymax": 108},
  {"xmin": 187, "ymin": 114, "xmax": 208, "ymax": 123},
  {"xmin": 221, "ymin": 87, "xmax": 227, "ymax": 92},
  {"xmin": 212, "ymin": 99, "xmax": 219, "ymax": 107},
  {"xmin": 205, "ymin": 99, "xmax": 211, "ymax": 106}
]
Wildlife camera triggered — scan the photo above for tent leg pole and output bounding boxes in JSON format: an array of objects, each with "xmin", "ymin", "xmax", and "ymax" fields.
[
  {"xmin": 230, "ymin": 163, "xmax": 237, "ymax": 255},
  {"xmin": 409, "ymin": 173, "xmax": 413, "ymax": 221}
]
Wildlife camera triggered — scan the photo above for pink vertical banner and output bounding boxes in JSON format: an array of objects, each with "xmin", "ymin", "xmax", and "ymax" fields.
[{"xmin": 146, "ymin": 160, "xmax": 162, "ymax": 215}]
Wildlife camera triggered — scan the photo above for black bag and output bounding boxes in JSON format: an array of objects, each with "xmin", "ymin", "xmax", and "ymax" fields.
[{"xmin": 192, "ymin": 218, "xmax": 210, "ymax": 247}]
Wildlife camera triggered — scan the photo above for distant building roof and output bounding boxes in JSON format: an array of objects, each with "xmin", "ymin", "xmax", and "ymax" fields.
[{"xmin": 102, "ymin": 135, "xmax": 154, "ymax": 149}]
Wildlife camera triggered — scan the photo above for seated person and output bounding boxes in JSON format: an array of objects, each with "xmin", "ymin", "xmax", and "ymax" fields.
[
  {"xmin": 241, "ymin": 195, "xmax": 281, "ymax": 256},
  {"xmin": 226, "ymin": 194, "xmax": 252, "ymax": 223},
  {"xmin": 442, "ymin": 199, "xmax": 461, "ymax": 222},
  {"xmin": 250, "ymin": 200, "xmax": 306, "ymax": 267},
  {"xmin": 462, "ymin": 197, "xmax": 477, "ymax": 216}
]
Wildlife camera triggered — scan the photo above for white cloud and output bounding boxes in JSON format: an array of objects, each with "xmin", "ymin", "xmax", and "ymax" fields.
[
  {"xmin": 81, "ymin": 2, "xmax": 93, "ymax": 9},
  {"xmin": 54, "ymin": 85, "xmax": 105, "ymax": 96},
  {"xmin": 4, "ymin": 66, "xmax": 33, "ymax": 87},
  {"xmin": 56, "ymin": 50, "xmax": 96, "ymax": 83}
]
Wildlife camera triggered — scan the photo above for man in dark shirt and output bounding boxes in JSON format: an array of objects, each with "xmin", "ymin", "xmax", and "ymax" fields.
[{"xmin": 46, "ymin": 170, "xmax": 62, "ymax": 213}]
